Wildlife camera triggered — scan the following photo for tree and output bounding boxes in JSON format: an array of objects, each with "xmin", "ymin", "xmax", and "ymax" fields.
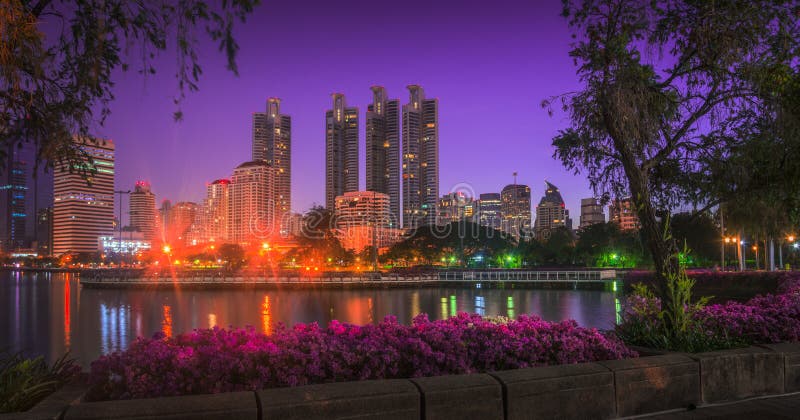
[
  {"xmin": 670, "ymin": 212, "xmax": 719, "ymax": 267},
  {"xmin": 550, "ymin": 0, "xmax": 799, "ymax": 306},
  {"xmin": 217, "ymin": 243, "xmax": 245, "ymax": 270},
  {"xmin": 0, "ymin": 0, "xmax": 258, "ymax": 171}
]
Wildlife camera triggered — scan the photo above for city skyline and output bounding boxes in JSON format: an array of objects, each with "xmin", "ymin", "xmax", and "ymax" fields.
[{"xmin": 95, "ymin": 0, "xmax": 595, "ymax": 222}]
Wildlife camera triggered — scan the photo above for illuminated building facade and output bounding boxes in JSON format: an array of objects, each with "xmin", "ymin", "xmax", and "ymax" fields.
[
  {"xmin": 609, "ymin": 197, "xmax": 641, "ymax": 232},
  {"xmin": 229, "ymin": 160, "xmax": 274, "ymax": 243},
  {"xmin": 477, "ymin": 193, "xmax": 502, "ymax": 230},
  {"xmin": 201, "ymin": 179, "xmax": 230, "ymax": 242},
  {"xmin": 435, "ymin": 192, "xmax": 474, "ymax": 225},
  {"xmin": 53, "ymin": 137, "xmax": 115, "ymax": 255},
  {"xmin": 325, "ymin": 93, "xmax": 359, "ymax": 210},
  {"xmin": 98, "ymin": 233, "xmax": 151, "ymax": 254},
  {"xmin": 579, "ymin": 197, "xmax": 605, "ymax": 229},
  {"xmin": 402, "ymin": 85, "xmax": 439, "ymax": 228},
  {"xmin": 533, "ymin": 181, "xmax": 571, "ymax": 239},
  {"xmin": 165, "ymin": 201, "xmax": 198, "ymax": 245},
  {"xmin": 253, "ymin": 98, "xmax": 291, "ymax": 234},
  {"xmin": 500, "ymin": 184, "xmax": 531, "ymax": 240},
  {"xmin": 0, "ymin": 157, "xmax": 27, "ymax": 251},
  {"xmin": 334, "ymin": 191, "xmax": 390, "ymax": 229},
  {"xmin": 129, "ymin": 181, "xmax": 156, "ymax": 240},
  {"xmin": 366, "ymin": 86, "xmax": 401, "ymax": 227}
]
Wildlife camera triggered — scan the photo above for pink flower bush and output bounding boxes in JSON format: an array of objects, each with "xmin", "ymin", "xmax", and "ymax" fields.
[
  {"xmin": 698, "ymin": 283, "xmax": 800, "ymax": 343},
  {"xmin": 86, "ymin": 313, "xmax": 635, "ymax": 401}
]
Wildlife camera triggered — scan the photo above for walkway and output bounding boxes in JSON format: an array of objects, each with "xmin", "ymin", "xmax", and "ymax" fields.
[{"xmin": 641, "ymin": 393, "xmax": 800, "ymax": 419}]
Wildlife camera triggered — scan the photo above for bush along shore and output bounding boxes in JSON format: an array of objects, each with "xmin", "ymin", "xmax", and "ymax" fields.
[{"xmin": 86, "ymin": 313, "xmax": 634, "ymax": 401}]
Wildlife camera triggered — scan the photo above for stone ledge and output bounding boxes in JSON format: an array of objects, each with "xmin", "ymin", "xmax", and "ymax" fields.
[
  {"xmin": 0, "ymin": 380, "xmax": 87, "ymax": 420},
  {"xmin": 689, "ymin": 346, "xmax": 784, "ymax": 403},
  {"xmin": 63, "ymin": 391, "xmax": 258, "ymax": 420},
  {"xmin": 410, "ymin": 373, "xmax": 502, "ymax": 420},
  {"xmin": 757, "ymin": 342, "xmax": 800, "ymax": 393},
  {"xmin": 599, "ymin": 354, "xmax": 700, "ymax": 417},
  {"xmin": 490, "ymin": 362, "xmax": 615, "ymax": 420},
  {"xmin": 257, "ymin": 379, "xmax": 419, "ymax": 420}
]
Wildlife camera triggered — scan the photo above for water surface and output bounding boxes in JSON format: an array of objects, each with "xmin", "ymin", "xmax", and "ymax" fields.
[{"xmin": 0, "ymin": 271, "xmax": 620, "ymax": 366}]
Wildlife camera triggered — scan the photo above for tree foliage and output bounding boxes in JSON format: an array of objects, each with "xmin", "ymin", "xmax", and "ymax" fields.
[
  {"xmin": 550, "ymin": 0, "xmax": 799, "ymax": 300},
  {"xmin": 0, "ymin": 0, "xmax": 258, "ymax": 172}
]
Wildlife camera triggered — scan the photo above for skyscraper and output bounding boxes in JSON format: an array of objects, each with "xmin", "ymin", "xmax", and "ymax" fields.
[
  {"xmin": 477, "ymin": 193, "xmax": 502, "ymax": 230},
  {"xmin": 229, "ymin": 160, "xmax": 274, "ymax": 243},
  {"xmin": 53, "ymin": 137, "xmax": 115, "ymax": 255},
  {"xmin": 533, "ymin": 181, "xmax": 570, "ymax": 239},
  {"xmin": 500, "ymin": 184, "xmax": 531, "ymax": 240},
  {"xmin": 201, "ymin": 179, "xmax": 230, "ymax": 243},
  {"xmin": 579, "ymin": 197, "xmax": 605, "ymax": 228},
  {"xmin": 252, "ymin": 98, "xmax": 291, "ymax": 233},
  {"xmin": 129, "ymin": 181, "xmax": 156, "ymax": 240},
  {"xmin": 325, "ymin": 93, "xmax": 359, "ymax": 210},
  {"xmin": 402, "ymin": 85, "xmax": 439, "ymax": 228},
  {"xmin": 366, "ymin": 86, "xmax": 400, "ymax": 227},
  {"xmin": 165, "ymin": 202, "xmax": 198, "ymax": 245},
  {"xmin": 0, "ymin": 156, "xmax": 27, "ymax": 251}
]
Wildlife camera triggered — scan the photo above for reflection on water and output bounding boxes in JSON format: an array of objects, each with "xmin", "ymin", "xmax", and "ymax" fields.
[{"xmin": 0, "ymin": 272, "xmax": 621, "ymax": 367}]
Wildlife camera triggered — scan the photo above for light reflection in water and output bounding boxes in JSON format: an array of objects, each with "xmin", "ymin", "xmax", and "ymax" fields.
[
  {"xmin": 475, "ymin": 296, "xmax": 485, "ymax": 316},
  {"xmin": 507, "ymin": 296, "xmax": 515, "ymax": 319},
  {"xmin": 63, "ymin": 277, "xmax": 71, "ymax": 348},
  {"xmin": 100, "ymin": 304, "xmax": 129, "ymax": 354},
  {"xmin": 440, "ymin": 297, "xmax": 447, "ymax": 319},
  {"xmin": 162, "ymin": 305, "xmax": 173, "ymax": 338},
  {"xmin": 261, "ymin": 296, "xmax": 271, "ymax": 335},
  {"xmin": 449, "ymin": 295, "xmax": 457, "ymax": 317},
  {"xmin": 208, "ymin": 313, "xmax": 217, "ymax": 329},
  {"xmin": 615, "ymin": 298, "xmax": 622, "ymax": 325}
]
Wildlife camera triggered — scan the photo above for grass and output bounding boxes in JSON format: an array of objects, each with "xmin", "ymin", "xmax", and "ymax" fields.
[{"xmin": 0, "ymin": 351, "xmax": 80, "ymax": 413}]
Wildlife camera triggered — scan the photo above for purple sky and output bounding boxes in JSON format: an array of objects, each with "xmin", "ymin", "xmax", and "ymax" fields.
[{"xmin": 98, "ymin": 0, "xmax": 597, "ymax": 222}]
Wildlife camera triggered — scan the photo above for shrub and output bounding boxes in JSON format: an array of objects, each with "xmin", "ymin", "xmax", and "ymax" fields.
[
  {"xmin": 87, "ymin": 313, "xmax": 635, "ymax": 401},
  {"xmin": 0, "ymin": 352, "xmax": 80, "ymax": 413}
]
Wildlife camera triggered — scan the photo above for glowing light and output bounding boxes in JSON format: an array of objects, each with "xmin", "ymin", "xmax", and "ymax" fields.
[
  {"xmin": 789, "ymin": 236, "xmax": 796, "ymax": 242},
  {"xmin": 162, "ymin": 245, "xmax": 171, "ymax": 253},
  {"xmin": 262, "ymin": 242, "xmax": 270, "ymax": 250}
]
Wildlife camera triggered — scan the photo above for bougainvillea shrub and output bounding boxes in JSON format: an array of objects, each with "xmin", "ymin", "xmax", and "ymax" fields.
[{"xmin": 87, "ymin": 313, "xmax": 635, "ymax": 401}]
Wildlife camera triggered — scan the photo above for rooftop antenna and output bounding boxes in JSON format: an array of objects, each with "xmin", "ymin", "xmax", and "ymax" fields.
[{"xmin": 513, "ymin": 172, "xmax": 518, "ymax": 186}]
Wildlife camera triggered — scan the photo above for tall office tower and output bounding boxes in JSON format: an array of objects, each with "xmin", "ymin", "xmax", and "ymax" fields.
[
  {"xmin": 366, "ymin": 86, "xmax": 401, "ymax": 227},
  {"xmin": 500, "ymin": 184, "xmax": 532, "ymax": 240},
  {"xmin": 579, "ymin": 197, "xmax": 605, "ymax": 229},
  {"xmin": 229, "ymin": 160, "xmax": 274, "ymax": 243},
  {"xmin": 402, "ymin": 85, "xmax": 439, "ymax": 228},
  {"xmin": 477, "ymin": 193, "xmax": 502, "ymax": 230},
  {"xmin": 252, "ymin": 98, "xmax": 291, "ymax": 233},
  {"xmin": 129, "ymin": 181, "xmax": 157, "ymax": 240},
  {"xmin": 201, "ymin": 179, "xmax": 230, "ymax": 242},
  {"xmin": 609, "ymin": 197, "xmax": 641, "ymax": 232},
  {"xmin": 158, "ymin": 200, "xmax": 171, "ymax": 241},
  {"xmin": 325, "ymin": 93, "xmax": 359, "ymax": 210},
  {"xmin": 166, "ymin": 202, "xmax": 198, "ymax": 245},
  {"xmin": 53, "ymin": 137, "xmax": 115, "ymax": 255},
  {"xmin": 0, "ymin": 155, "xmax": 27, "ymax": 251},
  {"xmin": 533, "ymin": 181, "xmax": 570, "ymax": 239},
  {"xmin": 435, "ymin": 192, "xmax": 474, "ymax": 225},
  {"xmin": 35, "ymin": 207, "xmax": 52, "ymax": 255}
]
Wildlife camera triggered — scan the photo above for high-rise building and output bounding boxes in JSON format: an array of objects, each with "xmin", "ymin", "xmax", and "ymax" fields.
[
  {"xmin": 500, "ymin": 184, "xmax": 531, "ymax": 240},
  {"xmin": 229, "ymin": 160, "xmax": 274, "ymax": 243},
  {"xmin": 53, "ymin": 137, "xmax": 115, "ymax": 255},
  {"xmin": 366, "ymin": 86, "xmax": 401, "ymax": 227},
  {"xmin": 129, "ymin": 181, "xmax": 156, "ymax": 241},
  {"xmin": 201, "ymin": 179, "xmax": 230, "ymax": 243},
  {"xmin": 325, "ymin": 93, "xmax": 359, "ymax": 210},
  {"xmin": 35, "ymin": 207, "xmax": 52, "ymax": 255},
  {"xmin": 609, "ymin": 197, "xmax": 640, "ymax": 231},
  {"xmin": 435, "ymin": 192, "xmax": 474, "ymax": 225},
  {"xmin": 0, "ymin": 156, "xmax": 27, "ymax": 251},
  {"xmin": 477, "ymin": 193, "xmax": 502, "ymax": 230},
  {"xmin": 252, "ymin": 98, "xmax": 291, "ymax": 233},
  {"xmin": 579, "ymin": 198, "xmax": 605, "ymax": 229},
  {"xmin": 165, "ymin": 202, "xmax": 198, "ymax": 245},
  {"xmin": 533, "ymin": 181, "xmax": 570, "ymax": 239},
  {"xmin": 402, "ymin": 85, "xmax": 439, "ymax": 228}
]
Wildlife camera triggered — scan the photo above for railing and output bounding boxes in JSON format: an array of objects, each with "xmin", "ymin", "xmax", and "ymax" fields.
[{"xmin": 438, "ymin": 270, "xmax": 617, "ymax": 283}]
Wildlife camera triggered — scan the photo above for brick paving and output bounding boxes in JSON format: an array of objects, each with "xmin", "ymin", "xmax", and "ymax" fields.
[{"xmin": 642, "ymin": 393, "xmax": 800, "ymax": 419}]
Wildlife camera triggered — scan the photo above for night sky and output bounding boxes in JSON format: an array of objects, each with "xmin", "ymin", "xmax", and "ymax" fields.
[{"xmin": 95, "ymin": 0, "xmax": 595, "ymax": 222}]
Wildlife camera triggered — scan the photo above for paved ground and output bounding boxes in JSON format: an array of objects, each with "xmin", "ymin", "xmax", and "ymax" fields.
[{"xmin": 642, "ymin": 393, "xmax": 800, "ymax": 419}]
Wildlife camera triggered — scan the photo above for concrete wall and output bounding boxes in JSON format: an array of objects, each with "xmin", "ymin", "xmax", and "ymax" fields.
[{"xmin": 6, "ymin": 343, "xmax": 800, "ymax": 420}]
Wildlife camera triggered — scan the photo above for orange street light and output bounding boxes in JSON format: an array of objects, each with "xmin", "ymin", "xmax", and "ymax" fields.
[
  {"xmin": 788, "ymin": 235, "xmax": 796, "ymax": 242},
  {"xmin": 162, "ymin": 245, "xmax": 171, "ymax": 254}
]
